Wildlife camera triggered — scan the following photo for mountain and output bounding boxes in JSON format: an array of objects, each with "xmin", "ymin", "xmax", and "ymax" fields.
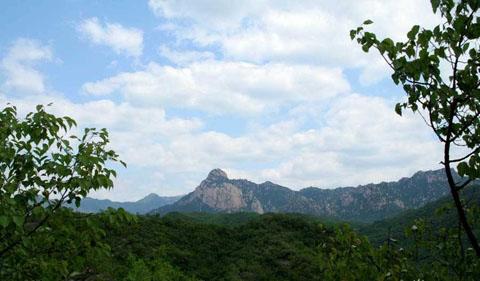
[
  {"xmin": 72, "ymin": 193, "xmax": 183, "ymax": 214},
  {"xmin": 298, "ymin": 169, "xmax": 454, "ymax": 222},
  {"xmin": 150, "ymin": 168, "xmax": 455, "ymax": 223},
  {"xmin": 358, "ymin": 185, "xmax": 480, "ymax": 245}
]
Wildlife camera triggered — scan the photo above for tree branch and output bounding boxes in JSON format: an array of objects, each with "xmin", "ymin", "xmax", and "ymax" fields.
[
  {"xmin": 451, "ymin": 111, "xmax": 480, "ymax": 142},
  {"xmin": 457, "ymin": 179, "xmax": 472, "ymax": 191},
  {"xmin": 450, "ymin": 146, "xmax": 480, "ymax": 163}
]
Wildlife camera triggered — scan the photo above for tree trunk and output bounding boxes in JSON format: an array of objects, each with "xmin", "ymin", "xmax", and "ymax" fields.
[{"xmin": 444, "ymin": 163, "xmax": 480, "ymax": 257}]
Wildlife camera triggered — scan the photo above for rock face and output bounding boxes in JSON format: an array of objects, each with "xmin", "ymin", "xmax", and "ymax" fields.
[
  {"xmin": 297, "ymin": 169, "xmax": 454, "ymax": 222},
  {"xmin": 163, "ymin": 169, "xmax": 269, "ymax": 214},
  {"xmin": 205, "ymin": 168, "xmax": 228, "ymax": 181},
  {"xmin": 191, "ymin": 172, "xmax": 249, "ymax": 212},
  {"xmin": 151, "ymin": 168, "xmax": 455, "ymax": 223},
  {"xmin": 154, "ymin": 168, "xmax": 317, "ymax": 215}
]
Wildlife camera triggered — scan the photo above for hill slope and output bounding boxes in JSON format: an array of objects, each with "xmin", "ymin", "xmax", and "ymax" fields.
[{"xmin": 358, "ymin": 186, "xmax": 480, "ymax": 245}]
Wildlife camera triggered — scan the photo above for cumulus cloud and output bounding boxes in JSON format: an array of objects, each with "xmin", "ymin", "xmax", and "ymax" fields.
[
  {"xmin": 119, "ymin": 94, "xmax": 426, "ymax": 188},
  {"xmin": 148, "ymin": 0, "xmax": 264, "ymax": 29},
  {"xmin": 1, "ymin": 38, "xmax": 52, "ymax": 94},
  {"xmin": 149, "ymin": 0, "xmax": 440, "ymax": 84},
  {"xmin": 131, "ymin": 93, "xmax": 440, "ymax": 191},
  {"xmin": 0, "ymin": 91, "xmax": 204, "ymax": 200},
  {"xmin": 230, "ymin": 94, "xmax": 442, "ymax": 189},
  {"xmin": 159, "ymin": 46, "xmax": 215, "ymax": 65},
  {"xmin": 82, "ymin": 60, "xmax": 350, "ymax": 115},
  {"xmin": 1, "ymin": 85, "xmax": 440, "ymax": 200},
  {"xmin": 78, "ymin": 17, "xmax": 143, "ymax": 57},
  {"xmin": 79, "ymin": 0, "xmax": 446, "ymax": 197},
  {"xmin": 0, "ymin": 0, "xmax": 448, "ymax": 201}
]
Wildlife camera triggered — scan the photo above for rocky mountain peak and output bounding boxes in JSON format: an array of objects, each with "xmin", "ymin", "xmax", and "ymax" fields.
[
  {"xmin": 151, "ymin": 168, "xmax": 451, "ymax": 223},
  {"xmin": 206, "ymin": 169, "xmax": 228, "ymax": 181}
]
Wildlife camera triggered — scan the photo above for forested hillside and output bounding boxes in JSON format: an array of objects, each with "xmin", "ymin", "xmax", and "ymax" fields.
[
  {"xmin": 4, "ymin": 179, "xmax": 479, "ymax": 280},
  {"xmin": 358, "ymin": 186, "xmax": 480, "ymax": 245},
  {"xmin": 104, "ymin": 187, "xmax": 480, "ymax": 280},
  {"xmin": 5, "ymin": 204, "xmax": 480, "ymax": 280}
]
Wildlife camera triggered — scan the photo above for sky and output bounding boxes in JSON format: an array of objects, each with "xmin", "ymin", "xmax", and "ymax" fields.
[{"xmin": 0, "ymin": 0, "xmax": 446, "ymax": 201}]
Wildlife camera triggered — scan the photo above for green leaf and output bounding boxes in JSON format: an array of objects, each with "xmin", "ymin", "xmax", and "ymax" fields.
[
  {"xmin": 350, "ymin": 29, "xmax": 356, "ymax": 40},
  {"xmin": 457, "ymin": 162, "xmax": 469, "ymax": 177},
  {"xmin": 395, "ymin": 103, "xmax": 403, "ymax": 116},
  {"xmin": 411, "ymin": 103, "xmax": 418, "ymax": 111},
  {"xmin": 75, "ymin": 198, "xmax": 81, "ymax": 208},
  {"xmin": 431, "ymin": 0, "xmax": 440, "ymax": 13},
  {"xmin": 12, "ymin": 216, "xmax": 24, "ymax": 227},
  {"xmin": 0, "ymin": 216, "xmax": 8, "ymax": 227},
  {"xmin": 363, "ymin": 19, "xmax": 373, "ymax": 25},
  {"xmin": 407, "ymin": 25, "xmax": 420, "ymax": 40}
]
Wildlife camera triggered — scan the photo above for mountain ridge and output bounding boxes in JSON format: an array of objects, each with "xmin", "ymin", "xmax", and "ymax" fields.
[
  {"xmin": 72, "ymin": 193, "xmax": 183, "ymax": 214},
  {"xmin": 150, "ymin": 168, "xmax": 455, "ymax": 222}
]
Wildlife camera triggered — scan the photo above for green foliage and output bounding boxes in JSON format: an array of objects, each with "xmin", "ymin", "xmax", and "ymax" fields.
[
  {"xmin": 124, "ymin": 256, "xmax": 197, "ymax": 281},
  {"xmin": 351, "ymin": 0, "xmax": 480, "ymax": 182},
  {"xmin": 0, "ymin": 207, "xmax": 137, "ymax": 280},
  {"xmin": 359, "ymin": 186, "xmax": 480, "ymax": 246},
  {"xmin": 160, "ymin": 211, "xmax": 336, "ymax": 228},
  {"xmin": 98, "ymin": 211, "xmax": 479, "ymax": 280},
  {"xmin": 351, "ymin": 0, "xmax": 480, "ymax": 257},
  {"xmin": 0, "ymin": 104, "xmax": 133, "ymax": 280},
  {"xmin": 162, "ymin": 211, "xmax": 260, "ymax": 227},
  {"xmin": 107, "ymin": 213, "xmax": 332, "ymax": 280},
  {"xmin": 3, "ymin": 179, "xmax": 480, "ymax": 280}
]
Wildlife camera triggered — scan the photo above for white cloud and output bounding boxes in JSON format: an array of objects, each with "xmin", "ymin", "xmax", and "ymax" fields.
[
  {"xmin": 1, "ymin": 38, "xmax": 52, "ymax": 94},
  {"xmin": 0, "ymin": 91, "xmax": 204, "ymax": 200},
  {"xmin": 78, "ymin": 17, "xmax": 143, "ymax": 57},
  {"xmin": 230, "ymin": 94, "xmax": 442, "ymax": 189},
  {"xmin": 159, "ymin": 46, "xmax": 215, "ymax": 65},
  {"xmin": 0, "ymin": 0, "xmax": 449, "ymax": 202},
  {"xmin": 82, "ymin": 60, "xmax": 350, "ymax": 115},
  {"xmin": 148, "ymin": 94, "xmax": 440, "ymax": 191},
  {"xmin": 148, "ymin": 0, "xmax": 265, "ymax": 29},
  {"xmin": 149, "ymin": 0, "xmax": 440, "ymax": 84},
  {"xmin": 0, "ymin": 82, "xmax": 441, "ymax": 201},
  {"xmin": 1, "ymin": 85, "xmax": 441, "ymax": 200}
]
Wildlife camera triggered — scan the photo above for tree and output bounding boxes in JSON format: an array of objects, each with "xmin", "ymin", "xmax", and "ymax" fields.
[
  {"xmin": 1, "ymin": 207, "xmax": 136, "ymax": 280},
  {"xmin": 351, "ymin": 0, "xmax": 480, "ymax": 256},
  {"xmin": 0, "ymin": 104, "xmax": 125, "ymax": 259}
]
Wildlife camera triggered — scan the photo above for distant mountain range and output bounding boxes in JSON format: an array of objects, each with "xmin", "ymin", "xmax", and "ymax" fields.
[
  {"xmin": 150, "ymin": 168, "xmax": 456, "ymax": 223},
  {"xmin": 72, "ymin": 193, "xmax": 183, "ymax": 214}
]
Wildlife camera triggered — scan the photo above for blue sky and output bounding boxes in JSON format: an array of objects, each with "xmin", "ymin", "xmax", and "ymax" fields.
[{"xmin": 0, "ymin": 0, "xmax": 444, "ymax": 201}]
